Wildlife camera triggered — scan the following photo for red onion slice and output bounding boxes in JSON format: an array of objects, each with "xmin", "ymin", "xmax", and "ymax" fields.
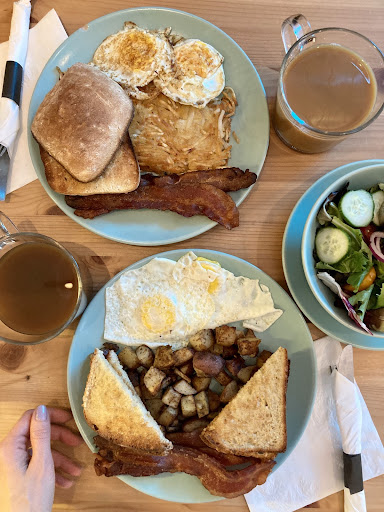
[
  {"xmin": 317, "ymin": 272, "xmax": 373, "ymax": 335},
  {"xmin": 369, "ymin": 232, "xmax": 384, "ymax": 262}
]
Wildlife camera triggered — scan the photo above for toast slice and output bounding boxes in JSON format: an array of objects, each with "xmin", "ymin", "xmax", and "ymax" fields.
[
  {"xmin": 32, "ymin": 63, "xmax": 134, "ymax": 183},
  {"xmin": 82, "ymin": 348, "xmax": 172, "ymax": 455},
  {"xmin": 40, "ymin": 134, "xmax": 140, "ymax": 195},
  {"xmin": 201, "ymin": 347, "xmax": 288, "ymax": 457}
]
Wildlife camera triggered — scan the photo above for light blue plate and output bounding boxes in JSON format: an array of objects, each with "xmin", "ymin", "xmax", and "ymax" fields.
[
  {"xmin": 283, "ymin": 159, "xmax": 384, "ymax": 350},
  {"xmin": 67, "ymin": 249, "xmax": 316, "ymax": 503},
  {"xmin": 28, "ymin": 7, "xmax": 269, "ymax": 246}
]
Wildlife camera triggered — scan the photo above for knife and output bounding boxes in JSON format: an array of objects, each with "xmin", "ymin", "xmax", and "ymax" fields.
[
  {"xmin": 0, "ymin": 0, "xmax": 31, "ymax": 200},
  {"xmin": 333, "ymin": 345, "xmax": 367, "ymax": 512}
]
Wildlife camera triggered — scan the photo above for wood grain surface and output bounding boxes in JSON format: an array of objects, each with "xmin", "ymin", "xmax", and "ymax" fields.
[{"xmin": 1, "ymin": 1, "xmax": 384, "ymax": 511}]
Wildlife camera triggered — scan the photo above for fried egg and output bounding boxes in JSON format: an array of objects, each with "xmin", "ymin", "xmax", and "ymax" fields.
[
  {"xmin": 104, "ymin": 253, "xmax": 283, "ymax": 347},
  {"xmin": 161, "ymin": 39, "xmax": 225, "ymax": 108},
  {"xmin": 92, "ymin": 22, "xmax": 175, "ymax": 100},
  {"xmin": 104, "ymin": 258, "xmax": 215, "ymax": 346}
]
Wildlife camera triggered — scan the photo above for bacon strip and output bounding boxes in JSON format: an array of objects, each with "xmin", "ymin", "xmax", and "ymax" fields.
[
  {"xmin": 166, "ymin": 430, "xmax": 255, "ymax": 466},
  {"xmin": 94, "ymin": 442, "xmax": 274, "ymax": 499},
  {"xmin": 140, "ymin": 168, "xmax": 257, "ymax": 191},
  {"xmin": 65, "ymin": 183, "xmax": 239, "ymax": 229}
]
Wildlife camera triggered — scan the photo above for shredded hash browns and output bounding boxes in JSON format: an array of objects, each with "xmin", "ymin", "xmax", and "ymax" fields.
[{"xmin": 129, "ymin": 87, "xmax": 237, "ymax": 174}]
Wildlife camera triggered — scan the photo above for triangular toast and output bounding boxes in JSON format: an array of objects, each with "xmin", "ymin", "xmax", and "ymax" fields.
[
  {"xmin": 200, "ymin": 347, "xmax": 288, "ymax": 457},
  {"xmin": 82, "ymin": 348, "xmax": 172, "ymax": 455}
]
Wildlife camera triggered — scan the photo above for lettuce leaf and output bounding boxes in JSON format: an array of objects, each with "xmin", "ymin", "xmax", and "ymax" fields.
[
  {"xmin": 315, "ymin": 250, "xmax": 370, "ymax": 275},
  {"xmin": 331, "ymin": 217, "xmax": 362, "ymax": 250},
  {"xmin": 349, "ymin": 285, "xmax": 374, "ymax": 319},
  {"xmin": 375, "ymin": 260, "xmax": 384, "ymax": 279}
]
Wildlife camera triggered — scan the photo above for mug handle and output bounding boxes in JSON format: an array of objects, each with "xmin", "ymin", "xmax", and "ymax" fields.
[
  {"xmin": 0, "ymin": 211, "xmax": 19, "ymax": 238},
  {"xmin": 281, "ymin": 14, "xmax": 312, "ymax": 53}
]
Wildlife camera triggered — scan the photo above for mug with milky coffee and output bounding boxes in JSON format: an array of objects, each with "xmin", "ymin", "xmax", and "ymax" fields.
[
  {"xmin": 274, "ymin": 14, "xmax": 384, "ymax": 153},
  {"xmin": 0, "ymin": 212, "xmax": 87, "ymax": 345}
]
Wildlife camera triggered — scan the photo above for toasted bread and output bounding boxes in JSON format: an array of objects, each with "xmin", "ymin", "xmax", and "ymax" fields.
[
  {"xmin": 82, "ymin": 349, "xmax": 172, "ymax": 455},
  {"xmin": 31, "ymin": 63, "xmax": 134, "ymax": 183},
  {"xmin": 40, "ymin": 134, "xmax": 140, "ymax": 195},
  {"xmin": 200, "ymin": 347, "xmax": 288, "ymax": 457}
]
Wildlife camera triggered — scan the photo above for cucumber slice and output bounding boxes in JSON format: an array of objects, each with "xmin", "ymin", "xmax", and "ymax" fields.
[
  {"xmin": 339, "ymin": 190, "xmax": 374, "ymax": 227},
  {"xmin": 372, "ymin": 190, "xmax": 384, "ymax": 226},
  {"xmin": 315, "ymin": 227, "xmax": 350, "ymax": 265}
]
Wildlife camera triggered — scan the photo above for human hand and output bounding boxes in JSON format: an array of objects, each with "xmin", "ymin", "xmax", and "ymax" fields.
[{"xmin": 0, "ymin": 406, "xmax": 83, "ymax": 512}]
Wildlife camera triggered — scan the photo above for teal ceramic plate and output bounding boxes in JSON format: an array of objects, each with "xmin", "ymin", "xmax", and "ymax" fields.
[
  {"xmin": 283, "ymin": 159, "xmax": 384, "ymax": 350},
  {"xmin": 67, "ymin": 249, "xmax": 316, "ymax": 503},
  {"xmin": 28, "ymin": 8, "xmax": 269, "ymax": 246}
]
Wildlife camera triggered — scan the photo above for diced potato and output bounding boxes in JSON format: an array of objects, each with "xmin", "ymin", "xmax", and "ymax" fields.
[
  {"xmin": 222, "ymin": 345, "xmax": 238, "ymax": 359},
  {"xmin": 134, "ymin": 385, "xmax": 142, "ymax": 398},
  {"xmin": 207, "ymin": 411, "xmax": 220, "ymax": 420},
  {"xmin": 256, "ymin": 350, "xmax": 273, "ymax": 369},
  {"xmin": 245, "ymin": 328, "xmax": 258, "ymax": 338},
  {"xmin": 237, "ymin": 365, "xmax": 257, "ymax": 383},
  {"xmin": 236, "ymin": 329, "xmax": 245, "ymax": 340},
  {"xmin": 145, "ymin": 398, "xmax": 165, "ymax": 419},
  {"xmin": 225, "ymin": 356, "xmax": 245, "ymax": 377},
  {"xmin": 191, "ymin": 376, "xmax": 211, "ymax": 392},
  {"xmin": 189, "ymin": 329, "xmax": 215, "ymax": 351},
  {"xmin": 182, "ymin": 417, "xmax": 210, "ymax": 433},
  {"xmin": 173, "ymin": 347, "xmax": 195, "ymax": 366},
  {"xmin": 162, "ymin": 386, "xmax": 182, "ymax": 408},
  {"xmin": 153, "ymin": 346, "xmax": 175, "ymax": 370},
  {"xmin": 193, "ymin": 352, "xmax": 224, "ymax": 377},
  {"xmin": 210, "ymin": 343, "xmax": 224, "ymax": 356},
  {"xmin": 220, "ymin": 380, "xmax": 239, "ymax": 403},
  {"xmin": 143, "ymin": 367, "xmax": 166, "ymax": 395},
  {"xmin": 118, "ymin": 347, "xmax": 140, "ymax": 369},
  {"xmin": 194, "ymin": 391, "xmax": 209, "ymax": 418},
  {"xmin": 160, "ymin": 375, "xmax": 173, "ymax": 390},
  {"xmin": 166, "ymin": 419, "xmax": 180, "ymax": 433},
  {"xmin": 215, "ymin": 325, "xmax": 237, "ymax": 346},
  {"xmin": 139, "ymin": 371, "xmax": 154, "ymax": 400},
  {"xmin": 215, "ymin": 370, "xmax": 232, "ymax": 387},
  {"xmin": 179, "ymin": 360, "xmax": 194, "ymax": 376},
  {"xmin": 238, "ymin": 336, "xmax": 261, "ymax": 357},
  {"xmin": 127, "ymin": 370, "xmax": 140, "ymax": 387},
  {"xmin": 174, "ymin": 368, "xmax": 191, "ymax": 383},
  {"xmin": 136, "ymin": 345, "xmax": 154, "ymax": 368},
  {"xmin": 158, "ymin": 406, "xmax": 178, "ymax": 427},
  {"xmin": 194, "ymin": 368, "xmax": 208, "ymax": 377},
  {"xmin": 207, "ymin": 389, "xmax": 221, "ymax": 411},
  {"xmin": 181, "ymin": 395, "xmax": 197, "ymax": 417},
  {"xmin": 173, "ymin": 379, "xmax": 197, "ymax": 395}
]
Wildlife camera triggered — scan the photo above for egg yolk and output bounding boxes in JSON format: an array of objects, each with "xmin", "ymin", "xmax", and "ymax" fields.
[
  {"xmin": 140, "ymin": 294, "xmax": 176, "ymax": 333},
  {"xmin": 196, "ymin": 257, "xmax": 221, "ymax": 272}
]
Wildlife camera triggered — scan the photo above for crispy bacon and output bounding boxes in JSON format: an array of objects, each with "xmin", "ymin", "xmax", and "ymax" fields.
[
  {"xmin": 166, "ymin": 430, "xmax": 254, "ymax": 466},
  {"xmin": 66, "ymin": 183, "xmax": 239, "ymax": 229},
  {"xmin": 140, "ymin": 168, "xmax": 257, "ymax": 191},
  {"xmin": 94, "ymin": 438, "xmax": 274, "ymax": 498}
]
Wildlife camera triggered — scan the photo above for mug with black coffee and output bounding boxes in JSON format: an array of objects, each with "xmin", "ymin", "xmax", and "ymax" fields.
[
  {"xmin": 274, "ymin": 14, "xmax": 384, "ymax": 153},
  {"xmin": 0, "ymin": 212, "xmax": 87, "ymax": 345}
]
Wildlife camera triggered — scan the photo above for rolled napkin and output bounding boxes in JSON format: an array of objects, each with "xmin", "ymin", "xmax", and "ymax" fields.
[
  {"xmin": 0, "ymin": 9, "xmax": 67, "ymax": 196},
  {"xmin": 245, "ymin": 336, "xmax": 384, "ymax": 512},
  {"xmin": 333, "ymin": 345, "xmax": 366, "ymax": 512}
]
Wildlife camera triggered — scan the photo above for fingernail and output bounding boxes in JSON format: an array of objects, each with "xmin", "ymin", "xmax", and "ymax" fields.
[{"xmin": 35, "ymin": 405, "xmax": 47, "ymax": 421}]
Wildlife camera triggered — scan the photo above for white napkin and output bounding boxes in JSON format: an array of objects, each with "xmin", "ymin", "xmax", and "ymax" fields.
[
  {"xmin": 0, "ymin": 9, "xmax": 67, "ymax": 195},
  {"xmin": 245, "ymin": 336, "xmax": 384, "ymax": 512}
]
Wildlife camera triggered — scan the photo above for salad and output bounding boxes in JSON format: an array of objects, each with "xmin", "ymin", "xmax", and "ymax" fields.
[{"xmin": 314, "ymin": 182, "xmax": 384, "ymax": 335}]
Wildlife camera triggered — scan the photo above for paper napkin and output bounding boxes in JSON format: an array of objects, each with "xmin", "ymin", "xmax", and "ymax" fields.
[
  {"xmin": 245, "ymin": 336, "xmax": 384, "ymax": 512},
  {"xmin": 0, "ymin": 9, "xmax": 67, "ymax": 195}
]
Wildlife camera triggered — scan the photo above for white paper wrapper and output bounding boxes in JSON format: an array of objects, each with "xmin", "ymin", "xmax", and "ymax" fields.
[
  {"xmin": 245, "ymin": 337, "xmax": 384, "ymax": 512},
  {"xmin": 0, "ymin": 9, "xmax": 67, "ymax": 194}
]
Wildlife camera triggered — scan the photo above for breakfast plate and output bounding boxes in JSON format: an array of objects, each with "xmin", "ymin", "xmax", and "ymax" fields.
[
  {"xmin": 282, "ymin": 159, "xmax": 384, "ymax": 350},
  {"xmin": 28, "ymin": 7, "xmax": 269, "ymax": 246},
  {"xmin": 67, "ymin": 249, "xmax": 316, "ymax": 503}
]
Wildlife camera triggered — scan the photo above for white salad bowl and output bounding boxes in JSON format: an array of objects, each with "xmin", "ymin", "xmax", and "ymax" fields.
[{"xmin": 301, "ymin": 163, "xmax": 384, "ymax": 339}]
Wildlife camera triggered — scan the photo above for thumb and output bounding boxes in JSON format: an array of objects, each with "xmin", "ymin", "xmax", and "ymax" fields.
[{"xmin": 29, "ymin": 405, "xmax": 54, "ymax": 472}]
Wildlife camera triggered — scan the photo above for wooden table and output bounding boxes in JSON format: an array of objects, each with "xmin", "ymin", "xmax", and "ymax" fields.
[{"xmin": 1, "ymin": 1, "xmax": 384, "ymax": 510}]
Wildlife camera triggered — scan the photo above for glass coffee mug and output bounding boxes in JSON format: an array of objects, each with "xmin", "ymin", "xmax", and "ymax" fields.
[
  {"xmin": 0, "ymin": 212, "xmax": 87, "ymax": 345},
  {"xmin": 274, "ymin": 14, "xmax": 384, "ymax": 153}
]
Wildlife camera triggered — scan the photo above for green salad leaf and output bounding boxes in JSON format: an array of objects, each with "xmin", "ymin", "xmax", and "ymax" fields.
[
  {"xmin": 315, "ymin": 250, "xmax": 370, "ymax": 275},
  {"xmin": 349, "ymin": 285, "xmax": 374, "ymax": 319},
  {"xmin": 375, "ymin": 261, "xmax": 384, "ymax": 279},
  {"xmin": 368, "ymin": 279, "xmax": 384, "ymax": 310},
  {"xmin": 331, "ymin": 217, "xmax": 362, "ymax": 250}
]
